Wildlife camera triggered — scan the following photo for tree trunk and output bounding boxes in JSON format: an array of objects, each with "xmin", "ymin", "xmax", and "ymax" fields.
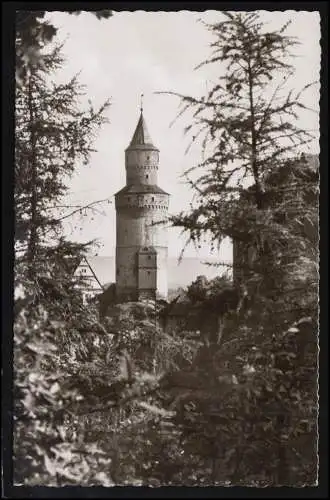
[
  {"xmin": 26, "ymin": 74, "xmax": 38, "ymax": 278},
  {"xmin": 247, "ymin": 61, "xmax": 263, "ymax": 210},
  {"xmin": 276, "ymin": 413, "xmax": 289, "ymax": 485}
]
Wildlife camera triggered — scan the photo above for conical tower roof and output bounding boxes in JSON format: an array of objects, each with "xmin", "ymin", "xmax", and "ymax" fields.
[{"xmin": 126, "ymin": 111, "xmax": 159, "ymax": 151}]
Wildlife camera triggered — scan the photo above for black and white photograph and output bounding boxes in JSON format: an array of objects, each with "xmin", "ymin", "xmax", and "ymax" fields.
[{"xmin": 10, "ymin": 6, "xmax": 321, "ymax": 489}]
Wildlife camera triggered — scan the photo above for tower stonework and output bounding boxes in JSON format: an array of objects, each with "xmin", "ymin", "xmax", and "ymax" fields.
[{"xmin": 115, "ymin": 110, "xmax": 170, "ymax": 302}]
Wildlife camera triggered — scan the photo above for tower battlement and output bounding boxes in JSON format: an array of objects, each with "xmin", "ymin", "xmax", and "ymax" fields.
[{"xmin": 115, "ymin": 190, "xmax": 169, "ymax": 211}]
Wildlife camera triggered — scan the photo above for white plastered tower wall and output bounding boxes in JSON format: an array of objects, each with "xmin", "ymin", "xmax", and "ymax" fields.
[{"xmin": 115, "ymin": 109, "xmax": 170, "ymax": 301}]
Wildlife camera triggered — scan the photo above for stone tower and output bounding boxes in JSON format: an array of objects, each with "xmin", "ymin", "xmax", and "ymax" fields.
[{"xmin": 115, "ymin": 107, "xmax": 170, "ymax": 302}]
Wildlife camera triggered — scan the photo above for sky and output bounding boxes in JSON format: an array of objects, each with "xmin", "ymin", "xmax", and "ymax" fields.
[{"xmin": 46, "ymin": 10, "xmax": 320, "ymax": 261}]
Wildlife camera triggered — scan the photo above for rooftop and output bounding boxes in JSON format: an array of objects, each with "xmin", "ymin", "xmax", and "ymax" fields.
[
  {"xmin": 138, "ymin": 246, "xmax": 157, "ymax": 254},
  {"xmin": 126, "ymin": 111, "xmax": 159, "ymax": 151},
  {"xmin": 115, "ymin": 184, "xmax": 169, "ymax": 196}
]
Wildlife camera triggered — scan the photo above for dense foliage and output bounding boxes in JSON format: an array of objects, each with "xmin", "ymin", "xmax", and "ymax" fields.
[
  {"xmin": 155, "ymin": 11, "xmax": 319, "ymax": 485},
  {"xmin": 13, "ymin": 10, "xmax": 115, "ymax": 486},
  {"xmin": 15, "ymin": 38, "xmax": 110, "ymax": 270},
  {"xmin": 13, "ymin": 10, "xmax": 318, "ymax": 488}
]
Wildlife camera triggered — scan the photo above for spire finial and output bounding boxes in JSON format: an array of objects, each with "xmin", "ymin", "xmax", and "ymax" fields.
[{"xmin": 140, "ymin": 93, "xmax": 144, "ymax": 114}]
